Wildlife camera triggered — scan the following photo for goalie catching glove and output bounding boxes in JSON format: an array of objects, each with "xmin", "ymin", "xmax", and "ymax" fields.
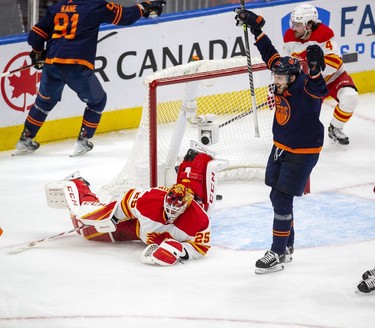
[
  {"xmin": 139, "ymin": 0, "xmax": 166, "ymax": 18},
  {"xmin": 141, "ymin": 239, "xmax": 189, "ymax": 266},
  {"xmin": 234, "ymin": 9, "xmax": 265, "ymax": 38}
]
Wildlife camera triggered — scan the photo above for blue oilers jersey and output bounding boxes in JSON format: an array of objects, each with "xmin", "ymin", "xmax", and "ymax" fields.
[
  {"xmin": 28, "ymin": 0, "xmax": 143, "ymax": 69},
  {"xmin": 255, "ymin": 34, "xmax": 329, "ymax": 154}
]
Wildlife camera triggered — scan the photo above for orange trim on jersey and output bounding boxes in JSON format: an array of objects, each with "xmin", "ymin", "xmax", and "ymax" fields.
[
  {"xmin": 111, "ymin": 4, "xmax": 122, "ymax": 24},
  {"xmin": 273, "ymin": 141, "xmax": 322, "ymax": 154},
  {"xmin": 121, "ymin": 189, "xmax": 136, "ymax": 218},
  {"xmin": 26, "ymin": 116, "xmax": 44, "ymax": 127},
  {"xmin": 45, "ymin": 58, "xmax": 94, "ymax": 70},
  {"xmin": 324, "ymin": 54, "xmax": 342, "ymax": 69},
  {"xmin": 31, "ymin": 26, "xmax": 48, "ymax": 39},
  {"xmin": 303, "ymin": 81, "xmax": 324, "ymax": 99},
  {"xmin": 186, "ymin": 240, "xmax": 210, "ymax": 256},
  {"xmin": 37, "ymin": 89, "xmax": 50, "ymax": 100}
]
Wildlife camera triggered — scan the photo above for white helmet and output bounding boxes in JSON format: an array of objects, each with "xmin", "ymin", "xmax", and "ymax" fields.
[{"xmin": 290, "ymin": 3, "xmax": 320, "ymax": 27}]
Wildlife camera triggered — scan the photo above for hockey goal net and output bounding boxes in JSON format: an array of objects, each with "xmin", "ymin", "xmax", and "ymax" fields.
[{"xmin": 98, "ymin": 56, "xmax": 275, "ymax": 202}]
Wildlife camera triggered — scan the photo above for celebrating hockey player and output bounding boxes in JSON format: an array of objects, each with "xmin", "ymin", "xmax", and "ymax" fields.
[
  {"xmin": 284, "ymin": 3, "xmax": 358, "ymax": 146},
  {"xmin": 235, "ymin": 9, "xmax": 328, "ymax": 273},
  {"xmin": 45, "ymin": 146, "xmax": 225, "ymax": 266},
  {"xmin": 14, "ymin": 0, "xmax": 166, "ymax": 156}
]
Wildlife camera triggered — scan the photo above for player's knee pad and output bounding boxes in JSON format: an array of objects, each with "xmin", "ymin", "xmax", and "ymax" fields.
[
  {"xmin": 337, "ymin": 86, "xmax": 358, "ymax": 113},
  {"xmin": 88, "ymin": 92, "xmax": 107, "ymax": 113},
  {"xmin": 270, "ymin": 189, "xmax": 293, "ymax": 216}
]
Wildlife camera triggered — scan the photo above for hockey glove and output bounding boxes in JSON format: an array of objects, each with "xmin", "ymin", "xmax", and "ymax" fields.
[
  {"xmin": 141, "ymin": 239, "xmax": 186, "ymax": 266},
  {"xmin": 234, "ymin": 9, "xmax": 265, "ymax": 38},
  {"xmin": 140, "ymin": 0, "xmax": 166, "ymax": 18},
  {"xmin": 306, "ymin": 45, "xmax": 326, "ymax": 75},
  {"xmin": 29, "ymin": 49, "xmax": 46, "ymax": 70}
]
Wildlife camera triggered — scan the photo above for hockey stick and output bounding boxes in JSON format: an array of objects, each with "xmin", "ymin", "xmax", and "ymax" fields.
[
  {"xmin": 219, "ymin": 101, "xmax": 268, "ymax": 129},
  {"xmin": 0, "ymin": 63, "xmax": 35, "ymax": 78},
  {"xmin": 6, "ymin": 225, "xmax": 86, "ymax": 254},
  {"xmin": 240, "ymin": 0, "xmax": 260, "ymax": 137}
]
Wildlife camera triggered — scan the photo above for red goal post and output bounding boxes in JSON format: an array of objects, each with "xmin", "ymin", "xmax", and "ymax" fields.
[{"xmin": 98, "ymin": 56, "xmax": 310, "ymax": 202}]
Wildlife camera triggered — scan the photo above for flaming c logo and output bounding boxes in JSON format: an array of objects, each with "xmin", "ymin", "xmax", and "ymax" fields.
[{"xmin": 1, "ymin": 52, "xmax": 42, "ymax": 113}]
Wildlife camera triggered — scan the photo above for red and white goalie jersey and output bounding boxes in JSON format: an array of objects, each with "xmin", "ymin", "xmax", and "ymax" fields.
[
  {"xmin": 114, "ymin": 187, "xmax": 211, "ymax": 261},
  {"xmin": 284, "ymin": 24, "xmax": 345, "ymax": 85}
]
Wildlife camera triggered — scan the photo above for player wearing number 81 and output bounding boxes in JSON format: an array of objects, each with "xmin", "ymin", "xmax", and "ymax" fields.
[{"xmin": 14, "ymin": 0, "xmax": 166, "ymax": 157}]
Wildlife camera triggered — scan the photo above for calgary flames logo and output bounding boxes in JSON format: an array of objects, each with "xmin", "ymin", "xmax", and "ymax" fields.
[{"xmin": 1, "ymin": 52, "xmax": 41, "ymax": 112}]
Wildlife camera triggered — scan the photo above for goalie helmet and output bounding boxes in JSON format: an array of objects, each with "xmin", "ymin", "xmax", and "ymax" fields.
[
  {"xmin": 164, "ymin": 184, "xmax": 194, "ymax": 222},
  {"xmin": 290, "ymin": 3, "xmax": 319, "ymax": 28},
  {"xmin": 271, "ymin": 57, "xmax": 301, "ymax": 77}
]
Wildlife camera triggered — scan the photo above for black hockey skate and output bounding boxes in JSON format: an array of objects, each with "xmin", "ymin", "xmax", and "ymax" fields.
[
  {"xmin": 362, "ymin": 267, "xmax": 375, "ymax": 280},
  {"xmin": 357, "ymin": 277, "xmax": 375, "ymax": 293},
  {"xmin": 328, "ymin": 124, "xmax": 349, "ymax": 145},
  {"xmin": 255, "ymin": 250, "xmax": 285, "ymax": 274}
]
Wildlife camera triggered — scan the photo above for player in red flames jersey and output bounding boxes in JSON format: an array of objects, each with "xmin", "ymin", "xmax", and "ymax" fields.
[
  {"xmin": 14, "ymin": 0, "xmax": 166, "ymax": 157},
  {"xmin": 284, "ymin": 3, "xmax": 358, "ymax": 146},
  {"xmin": 44, "ymin": 145, "xmax": 224, "ymax": 266},
  {"xmin": 64, "ymin": 178, "xmax": 211, "ymax": 266}
]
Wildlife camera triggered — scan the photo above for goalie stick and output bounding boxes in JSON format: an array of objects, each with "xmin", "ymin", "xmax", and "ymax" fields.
[
  {"xmin": 6, "ymin": 225, "xmax": 86, "ymax": 254},
  {"xmin": 240, "ymin": 0, "xmax": 260, "ymax": 138},
  {"xmin": 219, "ymin": 101, "xmax": 268, "ymax": 129}
]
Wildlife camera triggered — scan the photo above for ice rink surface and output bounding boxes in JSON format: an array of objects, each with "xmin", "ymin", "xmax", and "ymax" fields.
[{"xmin": 0, "ymin": 94, "xmax": 374, "ymax": 328}]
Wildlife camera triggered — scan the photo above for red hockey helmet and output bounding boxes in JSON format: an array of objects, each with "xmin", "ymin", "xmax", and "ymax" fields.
[{"xmin": 164, "ymin": 184, "xmax": 194, "ymax": 222}]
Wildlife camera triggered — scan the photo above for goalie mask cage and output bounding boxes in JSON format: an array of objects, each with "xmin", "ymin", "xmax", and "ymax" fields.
[{"xmin": 98, "ymin": 56, "xmax": 276, "ymax": 202}]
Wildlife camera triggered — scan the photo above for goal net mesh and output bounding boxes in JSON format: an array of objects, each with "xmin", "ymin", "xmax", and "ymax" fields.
[{"xmin": 98, "ymin": 56, "xmax": 275, "ymax": 202}]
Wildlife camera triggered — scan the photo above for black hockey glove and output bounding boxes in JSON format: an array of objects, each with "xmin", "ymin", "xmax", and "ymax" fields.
[
  {"xmin": 140, "ymin": 0, "xmax": 166, "ymax": 18},
  {"xmin": 29, "ymin": 49, "xmax": 46, "ymax": 70},
  {"xmin": 306, "ymin": 45, "xmax": 326, "ymax": 75},
  {"xmin": 234, "ymin": 9, "xmax": 265, "ymax": 38}
]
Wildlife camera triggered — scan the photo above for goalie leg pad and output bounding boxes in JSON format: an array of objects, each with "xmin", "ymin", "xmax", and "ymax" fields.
[{"xmin": 78, "ymin": 200, "xmax": 118, "ymax": 233}]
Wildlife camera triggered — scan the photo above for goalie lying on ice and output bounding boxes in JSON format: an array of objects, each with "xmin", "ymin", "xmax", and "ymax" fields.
[{"xmin": 51, "ymin": 177, "xmax": 211, "ymax": 266}]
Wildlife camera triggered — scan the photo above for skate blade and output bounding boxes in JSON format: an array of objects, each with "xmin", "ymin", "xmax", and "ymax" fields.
[
  {"xmin": 69, "ymin": 149, "xmax": 90, "ymax": 157},
  {"xmin": 11, "ymin": 148, "xmax": 36, "ymax": 156},
  {"xmin": 285, "ymin": 255, "xmax": 293, "ymax": 263},
  {"xmin": 255, "ymin": 263, "xmax": 285, "ymax": 274},
  {"xmin": 329, "ymin": 138, "xmax": 349, "ymax": 151}
]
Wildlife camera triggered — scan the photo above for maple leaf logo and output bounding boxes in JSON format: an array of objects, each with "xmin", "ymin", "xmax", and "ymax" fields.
[
  {"xmin": 8, "ymin": 60, "xmax": 39, "ymax": 98},
  {"xmin": 1, "ymin": 54, "xmax": 41, "ymax": 113}
]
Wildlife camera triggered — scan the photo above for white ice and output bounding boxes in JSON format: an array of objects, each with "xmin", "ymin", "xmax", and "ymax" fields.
[{"xmin": 0, "ymin": 93, "xmax": 374, "ymax": 328}]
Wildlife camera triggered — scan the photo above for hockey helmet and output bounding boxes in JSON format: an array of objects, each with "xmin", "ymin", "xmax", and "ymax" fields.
[
  {"xmin": 290, "ymin": 3, "xmax": 319, "ymax": 27},
  {"xmin": 164, "ymin": 184, "xmax": 194, "ymax": 222},
  {"xmin": 271, "ymin": 57, "xmax": 301, "ymax": 77}
]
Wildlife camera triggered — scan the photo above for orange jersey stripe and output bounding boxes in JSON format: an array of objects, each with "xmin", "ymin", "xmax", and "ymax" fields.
[
  {"xmin": 273, "ymin": 141, "xmax": 322, "ymax": 154},
  {"xmin": 31, "ymin": 26, "xmax": 48, "ymax": 39},
  {"xmin": 187, "ymin": 240, "xmax": 210, "ymax": 256},
  {"xmin": 45, "ymin": 58, "xmax": 94, "ymax": 70}
]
